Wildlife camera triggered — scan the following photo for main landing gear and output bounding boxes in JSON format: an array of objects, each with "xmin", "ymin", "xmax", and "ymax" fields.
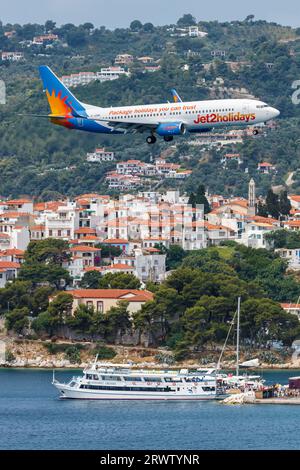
[
  {"xmin": 252, "ymin": 129, "xmax": 259, "ymax": 135},
  {"xmin": 146, "ymin": 135, "xmax": 175, "ymax": 144},
  {"xmin": 146, "ymin": 135, "xmax": 157, "ymax": 144}
]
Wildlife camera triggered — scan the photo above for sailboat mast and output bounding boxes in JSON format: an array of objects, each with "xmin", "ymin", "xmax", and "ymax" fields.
[{"xmin": 236, "ymin": 297, "xmax": 241, "ymax": 377}]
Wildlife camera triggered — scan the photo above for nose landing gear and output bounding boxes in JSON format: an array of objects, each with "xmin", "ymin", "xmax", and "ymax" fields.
[{"xmin": 146, "ymin": 135, "xmax": 157, "ymax": 144}]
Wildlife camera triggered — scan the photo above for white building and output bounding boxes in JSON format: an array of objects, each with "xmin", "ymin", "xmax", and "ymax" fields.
[
  {"xmin": 1, "ymin": 52, "xmax": 24, "ymax": 61},
  {"xmin": 275, "ymin": 248, "xmax": 300, "ymax": 271},
  {"xmin": 0, "ymin": 261, "xmax": 20, "ymax": 288},
  {"xmin": 86, "ymin": 148, "xmax": 115, "ymax": 163},
  {"xmin": 115, "ymin": 54, "xmax": 134, "ymax": 65},
  {"xmin": 43, "ymin": 202, "xmax": 79, "ymax": 239},
  {"xmin": 96, "ymin": 67, "xmax": 130, "ymax": 81},
  {"xmin": 239, "ymin": 222, "xmax": 275, "ymax": 249}
]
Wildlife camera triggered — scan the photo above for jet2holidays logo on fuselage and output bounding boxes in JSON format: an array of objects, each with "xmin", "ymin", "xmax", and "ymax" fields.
[{"xmin": 194, "ymin": 112, "xmax": 256, "ymax": 125}]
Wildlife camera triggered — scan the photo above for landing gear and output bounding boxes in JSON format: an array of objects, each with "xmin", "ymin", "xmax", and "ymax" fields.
[
  {"xmin": 163, "ymin": 135, "xmax": 174, "ymax": 142},
  {"xmin": 146, "ymin": 135, "xmax": 157, "ymax": 144},
  {"xmin": 252, "ymin": 128, "xmax": 259, "ymax": 135}
]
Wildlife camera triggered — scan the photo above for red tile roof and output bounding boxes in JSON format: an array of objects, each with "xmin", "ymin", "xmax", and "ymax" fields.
[
  {"xmin": 68, "ymin": 289, "xmax": 153, "ymax": 302},
  {"xmin": 74, "ymin": 227, "xmax": 97, "ymax": 234},
  {"xmin": 70, "ymin": 245, "xmax": 101, "ymax": 253},
  {"xmin": 280, "ymin": 303, "xmax": 300, "ymax": 309},
  {"xmin": 6, "ymin": 199, "xmax": 32, "ymax": 205},
  {"xmin": 109, "ymin": 263, "xmax": 134, "ymax": 270},
  {"xmin": 0, "ymin": 248, "xmax": 24, "ymax": 256},
  {"xmin": 0, "ymin": 261, "xmax": 20, "ymax": 269},
  {"xmin": 102, "ymin": 238, "xmax": 129, "ymax": 244}
]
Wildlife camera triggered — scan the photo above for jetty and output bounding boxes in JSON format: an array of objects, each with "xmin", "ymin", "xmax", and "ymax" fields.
[{"xmin": 254, "ymin": 397, "xmax": 300, "ymax": 405}]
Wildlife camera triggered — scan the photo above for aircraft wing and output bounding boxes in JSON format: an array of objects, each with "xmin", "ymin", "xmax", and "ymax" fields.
[
  {"xmin": 18, "ymin": 112, "xmax": 159, "ymax": 133},
  {"xmin": 91, "ymin": 117, "xmax": 158, "ymax": 134}
]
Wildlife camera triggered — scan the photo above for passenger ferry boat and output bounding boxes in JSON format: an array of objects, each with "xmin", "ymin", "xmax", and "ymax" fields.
[{"xmin": 52, "ymin": 361, "xmax": 217, "ymax": 400}]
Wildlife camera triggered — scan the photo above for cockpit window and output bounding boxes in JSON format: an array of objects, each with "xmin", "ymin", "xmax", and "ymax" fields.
[{"xmin": 256, "ymin": 104, "xmax": 269, "ymax": 108}]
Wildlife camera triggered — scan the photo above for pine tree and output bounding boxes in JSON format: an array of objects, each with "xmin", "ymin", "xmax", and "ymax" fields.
[
  {"xmin": 257, "ymin": 201, "xmax": 268, "ymax": 217},
  {"xmin": 194, "ymin": 185, "xmax": 211, "ymax": 214},
  {"xmin": 279, "ymin": 190, "xmax": 292, "ymax": 217},
  {"xmin": 266, "ymin": 188, "xmax": 279, "ymax": 219},
  {"xmin": 188, "ymin": 192, "xmax": 196, "ymax": 208}
]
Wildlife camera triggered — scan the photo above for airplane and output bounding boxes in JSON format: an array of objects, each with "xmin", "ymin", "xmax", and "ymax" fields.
[{"xmin": 38, "ymin": 65, "xmax": 280, "ymax": 144}]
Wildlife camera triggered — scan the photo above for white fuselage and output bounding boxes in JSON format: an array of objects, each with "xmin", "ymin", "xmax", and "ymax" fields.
[{"xmin": 85, "ymin": 98, "xmax": 280, "ymax": 133}]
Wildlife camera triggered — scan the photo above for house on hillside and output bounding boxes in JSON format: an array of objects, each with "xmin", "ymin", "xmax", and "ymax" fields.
[{"xmin": 66, "ymin": 289, "xmax": 153, "ymax": 315}]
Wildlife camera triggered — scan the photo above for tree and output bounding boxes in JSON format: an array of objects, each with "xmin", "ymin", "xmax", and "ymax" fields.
[
  {"xmin": 134, "ymin": 286, "xmax": 183, "ymax": 343},
  {"xmin": 98, "ymin": 272, "xmax": 141, "ymax": 289},
  {"xmin": 80, "ymin": 271, "xmax": 103, "ymax": 288},
  {"xmin": 265, "ymin": 188, "xmax": 280, "ymax": 218},
  {"xmin": 194, "ymin": 184, "xmax": 210, "ymax": 213},
  {"xmin": 278, "ymin": 190, "xmax": 292, "ymax": 217},
  {"xmin": 105, "ymin": 301, "xmax": 131, "ymax": 340},
  {"xmin": 67, "ymin": 304, "xmax": 94, "ymax": 334},
  {"xmin": 130, "ymin": 20, "xmax": 143, "ymax": 32},
  {"xmin": 265, "ymin": 229, "xmax": 300, "ymax": 249},
  {"xmin": 82, "ymin": 22, "xmax": 94, "ymax": 31},
  {"xmin": 0, "ymin": 280, "xmax": 32, "ymax": 314},
  {"xmin": 95, "ymin": 244, "xmax": 122, "ymax": 258},
  {"xmin": 5, "ymin": 307, "xmax": 29, "ymax": 334},
  {"xmin": 257, "ymin": 200, "xmax": 269, "ymax": 217},
  {"xmin": 166, "ymin": 245, "xmax": 187, "ymax": 270},
  {"xmin": 188, "ymin": 192, "xmax": 197, "ymax": 208},
  {"xmin": 143, "ymin": 22, "xmax": 154, "ymax": 33},
  {"xmin": 245, "ymin": 15, "xmax": 255, "ymax": 22},
  {"xmin": 45, "ymin": 20, "xmax": 56, "ymax": 32},
  {"xmin": 66, "ymin": 28, "xmax": 87, "ymax": 47},
  {"xmin": 241, "ymin": 298, "xmax": 300, "ymax": 346},
  {"xmin": 32, "ymin": 292, "xmax": 73, "ymax": 335},
  {"xmin": 19, "ymin": 239, "xmax": 71, "ymax": 288},
  {"xmin": 24, "ymin": 239, "xmax": 70, "ymax": 265},
  {"xmin": 177, "ymin": 14, "xmax": 197, "ymax": 27}
]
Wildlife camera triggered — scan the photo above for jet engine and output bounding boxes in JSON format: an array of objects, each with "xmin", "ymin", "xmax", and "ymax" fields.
[{"xmin": 156, "ymin": 122, "xmax": 186, "ymax": 136}]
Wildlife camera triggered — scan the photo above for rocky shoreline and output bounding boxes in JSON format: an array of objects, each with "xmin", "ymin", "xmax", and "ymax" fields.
[
  {"xmin": 1, "ymin": 358, "xmax": 300, "ymax": 370},
  {"xmin": 1, "ymin": 337, "xmax": 300, "ymax": 370}
]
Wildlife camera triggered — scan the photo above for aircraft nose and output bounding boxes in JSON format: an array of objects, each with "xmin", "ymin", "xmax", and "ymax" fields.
[{"xmin": 270, "ymin": 107, "xmax": 280, "ymax": 118}]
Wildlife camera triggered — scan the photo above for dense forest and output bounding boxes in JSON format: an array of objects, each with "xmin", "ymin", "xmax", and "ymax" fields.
[{"xmin": 1, "ymin": 15, "xmax": 300, "ymax": 198}]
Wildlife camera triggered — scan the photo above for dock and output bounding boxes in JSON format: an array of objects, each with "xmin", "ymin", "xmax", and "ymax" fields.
[{"xmin": 254, "ymin": 398, "xmax": 300, "ymax": 405}]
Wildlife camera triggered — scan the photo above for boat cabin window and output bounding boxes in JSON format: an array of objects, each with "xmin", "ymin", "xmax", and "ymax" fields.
[
  {"xmin": 145, "ymin": 377, "xmax": 162, "ymax": 382},
  {"xmin": 185, "ymin": 377, "xmax": 203, "ymax": 382},
  {"xmin": 123, "ymin": 376, "xmax": 143, "ymax": 381},
  {"xmin": 101, "ymin": 375, "xmax": 122, "ymax": 381},
  {"xmin": 165, "ymin": 377, "xmax": 182, "ymax": 382}
]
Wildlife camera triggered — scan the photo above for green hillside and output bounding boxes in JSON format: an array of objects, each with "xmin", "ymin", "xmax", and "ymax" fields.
[{"xmin": 1, "ymin": 16, "xmax": 300, "ymax": 198}]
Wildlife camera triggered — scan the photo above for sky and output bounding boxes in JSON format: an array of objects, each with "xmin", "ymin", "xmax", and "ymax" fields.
[{"xmin": 0, "ymin": 0, "xmax": 300, "ymax": 28}]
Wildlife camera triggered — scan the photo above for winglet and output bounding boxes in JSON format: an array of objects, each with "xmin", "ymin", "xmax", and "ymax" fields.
[{"xmin": 171, "ymin": 88, "xmax": 182, "ymax": 103}]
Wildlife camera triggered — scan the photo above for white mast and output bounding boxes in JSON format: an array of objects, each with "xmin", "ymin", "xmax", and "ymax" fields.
[{"xmin": 236, "ymin": 297, "xmax": 241, "ymax": 377}]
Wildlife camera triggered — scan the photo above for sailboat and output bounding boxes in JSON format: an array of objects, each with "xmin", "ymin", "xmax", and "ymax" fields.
[{"xmin": 200, "ymin": 297, "xmax": 264, "ymax": 392}]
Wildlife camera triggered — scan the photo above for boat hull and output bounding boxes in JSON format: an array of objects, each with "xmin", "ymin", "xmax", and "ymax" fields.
[{"xmin": 54, "ymin": 383, "xmax": 216, "ymax": 401}]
